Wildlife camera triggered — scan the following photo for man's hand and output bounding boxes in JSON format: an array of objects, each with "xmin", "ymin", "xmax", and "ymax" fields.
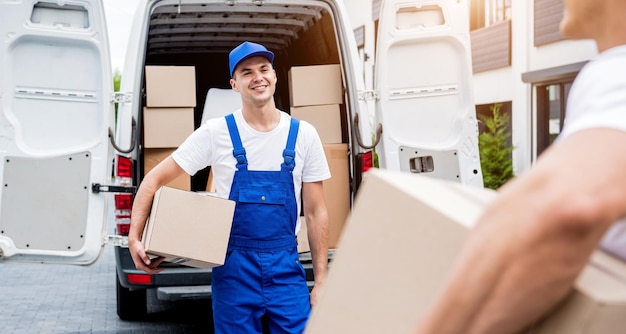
[
  {"xmin": 128, "ymin": 238, "xmax": 164, "ymax": 274},
  {"xmin": 310, "ymin": 284, "xmax": 322, "ymax": 307}
]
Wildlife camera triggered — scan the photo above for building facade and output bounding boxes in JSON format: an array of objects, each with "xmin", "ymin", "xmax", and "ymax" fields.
[{"xmin": 344, "ymin": 0, "xmax": 598, "ymax": 175}]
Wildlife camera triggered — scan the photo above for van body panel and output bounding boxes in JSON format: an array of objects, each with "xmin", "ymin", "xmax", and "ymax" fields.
[
  {"xmin": 374, "ymin": 0, "xmax": 483, "ymax": 187},
  {"xmin": 0, "ymin": 0, "xmax": 113, "ymax": 264}
]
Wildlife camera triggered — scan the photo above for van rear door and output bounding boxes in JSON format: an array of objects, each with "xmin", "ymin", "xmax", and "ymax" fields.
[
  {"xmin": 0, "ymin": 0, "xmax": 113, "ymax": 264},
  {"xmin": 374, "ymin": 0, "xmax": 483, "ymax": 187}
]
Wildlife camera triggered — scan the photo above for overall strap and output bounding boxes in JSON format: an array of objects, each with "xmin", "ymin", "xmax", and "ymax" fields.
[
  {"xmin": 225, "ymin": 114, "xmax": 248, "ymax": 171},
  {"xmin": 282, "ymin": 117, "xmax": 300, "ymax": 171}
]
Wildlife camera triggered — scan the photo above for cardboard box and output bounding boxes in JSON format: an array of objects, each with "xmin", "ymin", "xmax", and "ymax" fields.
[
  {"xmin": 291, "ymin": 105, "xmax": 342, "ymax": 143},
  {"xmin": 142, "ymin": 186, "xmax": 235, "ymax": 269},
  {"xmin": 143, "ymin": 107, "xmax": 194, "ymax": 148},
  {"xmin": 145, "ymin": 66, "xmax": 197, "ymax": 107},
  {"xmin": 323, "ymin": 144, "xmax": 350, "ymax": 249},
  {"xmin": 297, "ymin": 216, "xmax": 310, "ymax": 253},
  {"xmin": 296, "ymin": 144, "xmax": 349, "ymax": 252},
  {"xmin": 527, "ymin": 250, "xmax": 626, "ymax": 333},
  {"xmin": 305, "ymin": 169, "xmax": 491, "ymax": 334},
  {"xmin": 288, "ymin": 64, "xmax": 343, "ymax": 107},
  {"xmin": 306, "ymin": 169, "xmax": 626, "ymax": 333},
  {"xmin": 144, "ymin": 148, "xmax": 190, "ymax": 190}
]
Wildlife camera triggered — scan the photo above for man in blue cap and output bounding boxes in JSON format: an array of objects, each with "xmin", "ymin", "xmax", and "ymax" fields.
[{"xmin": 128, "ymin": 41, "xmax": 331, "ymax": 333}]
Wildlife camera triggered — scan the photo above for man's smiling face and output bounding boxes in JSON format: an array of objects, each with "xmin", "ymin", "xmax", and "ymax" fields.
[{"xmin": 230, "ymin": 56, "xmax": 277, "ymax": 107}]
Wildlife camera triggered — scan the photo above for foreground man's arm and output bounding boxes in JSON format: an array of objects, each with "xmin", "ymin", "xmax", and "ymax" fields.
[{"xmin": 416, "ymin": 128, "xmax": 626, "ymax": 334}]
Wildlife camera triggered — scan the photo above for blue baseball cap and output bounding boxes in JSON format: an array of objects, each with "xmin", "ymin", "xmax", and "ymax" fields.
[{"xmin": 229, "ymin": 41, "xmax": 275, "ymax": 77}]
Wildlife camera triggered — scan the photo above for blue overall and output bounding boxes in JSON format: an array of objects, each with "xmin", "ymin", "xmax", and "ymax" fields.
[{"xmin": 212, "ymin": 114, "xmax": 311, "ymax": 334}]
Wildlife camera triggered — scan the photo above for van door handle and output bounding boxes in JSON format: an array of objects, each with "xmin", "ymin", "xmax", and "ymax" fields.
[
  {"xmin": 354, "ymin": 113, "xmax": 382, "ymax": 150},
  {"xmin": 109, "ymin": 118, "xmax": 136, "ymax": 154}
]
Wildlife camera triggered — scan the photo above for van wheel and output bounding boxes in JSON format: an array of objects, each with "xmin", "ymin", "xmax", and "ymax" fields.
[{"xmin": 116, "ymin": 272, "xmax": 147, "ymax": 320}]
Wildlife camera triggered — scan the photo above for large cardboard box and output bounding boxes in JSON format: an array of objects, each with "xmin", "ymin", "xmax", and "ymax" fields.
[
  {"xmin": 142, "ymin": 186, "xmax": 235, "ymax": 269},
  {"xmin": 144, "ymin": 148, "xmax": 190, "ymax": 190},
  {"xmin": 143, "ymin": 107, "xmax": 194, "ymax": 148},
  {"xmin": 527, "ymin": 250, "xmax": 626, "ymax": 333},
  {"xmin": 288, "ymin": 64, "xmax": 343, "ymax": 107},
  {"xmin": 323, "ymin": 144, "xmax": 350, "ymax": 249},
  {"xmin": 145, "ymin": 66, "xmax": 197, "ymax": 107},
  {"xmin": 295, "ymin": 144, "xmax": 350, "ymax": 252},
  {"xmin": 305, "ymin": 169, "xmax": 626, "ymax": 333},
  {"xmin": 291, "ymin": 104, "xmax": 342, "ymax": 143}
]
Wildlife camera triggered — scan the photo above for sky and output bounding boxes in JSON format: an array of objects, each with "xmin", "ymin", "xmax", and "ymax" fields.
[{"xmin": 103, "ymin": 0, "xmax": 141, "ymax": 73}]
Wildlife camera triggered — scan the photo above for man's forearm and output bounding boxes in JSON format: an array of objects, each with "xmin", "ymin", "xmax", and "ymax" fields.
[{"xmin": 307, "ymin": 214, "xmax": 329, "ymax": 284}]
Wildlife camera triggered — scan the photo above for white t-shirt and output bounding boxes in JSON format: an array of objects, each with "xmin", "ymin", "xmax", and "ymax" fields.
[
  {"xmin": 172, "ymin": 109, "xmax": 331, "ymax": 232},
  {"xmin": 558, "ymin": 45, "xmax": 626, "ymax": 260}
]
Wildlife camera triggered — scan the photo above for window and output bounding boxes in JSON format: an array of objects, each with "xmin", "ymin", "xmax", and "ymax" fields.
[
  {"xmin": 471, "ymin": 0, "xmax": 511, "ymax": 30},
  {"xmin": 487, "ymin": 0, "xmax": 511, "ymax": 25}
]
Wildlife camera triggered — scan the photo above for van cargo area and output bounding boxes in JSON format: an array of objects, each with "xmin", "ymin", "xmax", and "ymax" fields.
[
  {"xmin": 137, "ymin": 2, "xmax": 354, "ymax": 192},
  {"xmin": 111, "ymin": 1, "xmax": 362, "ymax": 320}
]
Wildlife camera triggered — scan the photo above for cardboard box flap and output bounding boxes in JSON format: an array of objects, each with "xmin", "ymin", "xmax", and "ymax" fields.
[{"xmin": 576, "ymin": 251, "xmax": 626, "ymax": 304}]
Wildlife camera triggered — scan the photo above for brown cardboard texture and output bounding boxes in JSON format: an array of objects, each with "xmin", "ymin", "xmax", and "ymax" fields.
[
  {"xmin": 145, "ymin": 66, "xmax": 197, "ymax": 107},
  {"xmin": 323, "ymin": 144, "xmax": 350, "ymax": 249},
  {"xmin": 297, "ymin": 216, "xmax": 310, "ymax": 253},
  {"xmin": 306, "ymin": 169, "xmax": 626, "ymax": 334},
  {"xmin": 288, "ymin": 64, "xmax": 343, "ymax": 107},
  {"xmin": 305, "ymin": 169, "xmax": 493, "ymax": 334},
  {"xmin": 143, "ymin": 107, "xmax": 194, "ymax": 148},
  {"xmin": 527, "ymin": 250, "xmax": 626, "ymax": 334},
  {"xmin": 144, "ymin": 148, "xmax": 190, "ymax": 190},
  {"xmin": 142, "ymin": 187, "xmax": 235, "ymax": 269},
  {"xmin": 291, "ymin": 105, "xmax": 342, "ymax": 143}
]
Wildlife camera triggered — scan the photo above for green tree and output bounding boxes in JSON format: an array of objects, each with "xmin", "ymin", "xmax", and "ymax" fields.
[{"xmin": 478, "ymin": 103, "xmax": 514, "ymax": 189}]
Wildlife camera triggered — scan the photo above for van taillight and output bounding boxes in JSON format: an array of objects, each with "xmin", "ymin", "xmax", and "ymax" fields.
[
  {"xmin": 116, "ymin": 215, "xmax": 131, "ymax": 235},
  {"xmin": 117, "ymin": 156, "xmax": 132, "ymax": 178},
  {"xmin": 361, "ymin": 151, "xmax": 373, "ymax": 172},
  {"xmin": 115, "ymin": 194, "xmax": 132, "ymax": 210},
  {"xmin": 115, "ymin": 155, "xmax": 133, "ymax": 236},
  {"xmin": 127, "ymin": 273, "xmax": 152, "ymax": 285},
  {"xmin": 115, "ymin": 194, "xmax": 133, "ymax": 235}
]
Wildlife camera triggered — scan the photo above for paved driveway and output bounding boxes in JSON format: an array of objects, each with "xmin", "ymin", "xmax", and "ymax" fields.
[{"xmin": 0, "ymin": 244, "xmax": 213, "ymax": 333}]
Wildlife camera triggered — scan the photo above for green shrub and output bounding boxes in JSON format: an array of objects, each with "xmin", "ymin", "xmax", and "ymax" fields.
[{"xmin": 479, "ymin": 103, "xmax": 514, "ymax": 189}]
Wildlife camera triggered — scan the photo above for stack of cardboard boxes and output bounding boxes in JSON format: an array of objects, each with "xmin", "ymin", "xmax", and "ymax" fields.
[
  {"xmin": 143, "ymin": 66, "xmax": 196, "ymax": 190},
  {"xmin": 288, "ymin": 64, "xmax": 349, "ymax": 252}
]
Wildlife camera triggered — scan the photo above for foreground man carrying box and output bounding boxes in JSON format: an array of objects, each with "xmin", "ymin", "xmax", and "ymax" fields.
[{"xmin": 305, "ymin": 170, "xmax": 626, "ymax": 334}]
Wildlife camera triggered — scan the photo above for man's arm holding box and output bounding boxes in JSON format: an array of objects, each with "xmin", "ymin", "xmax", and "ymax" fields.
[
  {"xmin": 416, "ymin": 128, "xmax": 626, "ymax": 334},
  {"xmin": 128, "ymin": 156, "xmax": 188, "ymax": 274},
  {"xmin": 302, "ymin": 180, "xmax": 329, "ymax": 307}
]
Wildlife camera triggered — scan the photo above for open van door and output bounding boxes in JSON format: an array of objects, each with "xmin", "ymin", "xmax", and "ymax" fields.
[
  {"xmin": 374, "ymin": 0, "xmax": 483, "ymax": 187},
  {"xmin": 0, "ymin": 0, "xmax": 114, "ymax": 264}
]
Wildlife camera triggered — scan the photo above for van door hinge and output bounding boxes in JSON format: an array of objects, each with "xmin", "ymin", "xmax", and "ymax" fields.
[
  {"xmin": 110, "ymin": 92, "xmax": 133, "ymax": 104},
  {"xmin": 91, "ymin": 183, "xmax": 136, "ymax": 194},
  {"xmin": 104, "ymin": 235, "xmax": 128, "ymax": 247},
  {"xmin": 358, "ymin": 90, "xmax": 379, "ymax": 101}
]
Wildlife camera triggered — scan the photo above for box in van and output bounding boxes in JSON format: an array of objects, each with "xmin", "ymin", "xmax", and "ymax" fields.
[
  {"xmin": 291, "ymin": 104, "xmax": 343, "ymax": 144},
  {"xmin": 288, "ymin": 64, "xmax": 343, "ymax": 107},
  {"xmin": 145, "ymin": 65, "xmax": 197, "ymax": 107}
]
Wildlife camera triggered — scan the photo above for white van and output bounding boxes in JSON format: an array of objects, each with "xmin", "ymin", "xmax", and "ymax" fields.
[{"xmin": 0, "ymin": 0, "xmax": 482, "ymax": 320}]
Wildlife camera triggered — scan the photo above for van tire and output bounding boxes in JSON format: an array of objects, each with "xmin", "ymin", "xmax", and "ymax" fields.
[{"xmin": 116, "ymin": 272, "xmax": 147, "ymax": 320}]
